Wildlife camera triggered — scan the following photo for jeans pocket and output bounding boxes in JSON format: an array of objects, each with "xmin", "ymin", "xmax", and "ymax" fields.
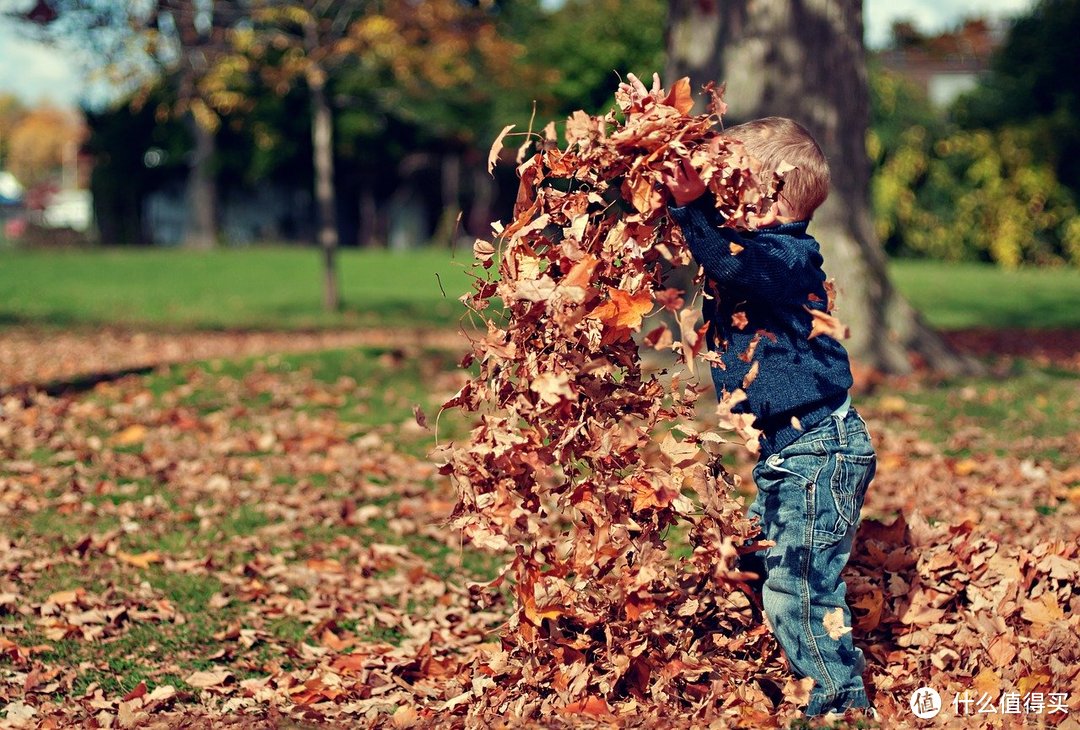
[{"xmin": 815, "ymin": 453, "xmax": 875, "ymax": 545}]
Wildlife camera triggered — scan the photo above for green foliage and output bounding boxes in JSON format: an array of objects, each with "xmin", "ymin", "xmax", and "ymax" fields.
[
  {"xmin": 514, "ymin": 0, "xmax": 666, "ymax": 119},
  {"xmin": 869, "ymin": 68, "xmax": 1080, "ymax": 267},
  {"xmin": 870, "ymin": 0, "xmax": 1080, "ymax": 268},
  {"xmin": 951, "ymin": 0, "xmax": 1080, "ymax": 193}
]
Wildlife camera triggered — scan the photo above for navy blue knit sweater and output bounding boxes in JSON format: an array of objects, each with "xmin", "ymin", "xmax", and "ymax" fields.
[{"xmin": 669, "ymin": 200, "xmax": 853, "ymax": 458}]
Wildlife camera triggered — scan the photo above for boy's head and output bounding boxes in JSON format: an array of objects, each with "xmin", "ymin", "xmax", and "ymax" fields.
[{"xmin": 722, "ymin": 117, "xmax": 830, "ymax": 221}]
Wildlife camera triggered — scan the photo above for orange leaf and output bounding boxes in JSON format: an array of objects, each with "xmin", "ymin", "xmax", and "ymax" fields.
[
  {"xmin": 987, "ymin": 633, "xmax": 1017, "ymax": 667},
  {"xmin": 663, "ymin": 77, "xmax": 695, "ymax": 114},
  {"xmin": 117, "ymin": 551, "xmax": 162, "ymax": 569},
  {"xmin": 561, "ymin": 696, "xmax": 611, "ymax": 716},
  {"xmin": 561, "ymin": 254, "xmax": 599, "ymax": 289},
  {"xmin": 851, "ymin": 589, "xmax": 884, "ymax": 631},
  {"xmin": 589, "ymin": 288, "xmax": 653, "ymax": 333},
  {"xmin": 122, "ymin": 681, "xmax": 148, "ymax": 702},
  {"xmin": 823, "ymin": 607, "xmax": 851, "ymax": 640},
  {"xmin": 628, "ymin": 171, "xmax": 664, "ymax": 214},
  {"xmin": 805, "ymin": 307, "xmax": 849, "ymax": 340},
  {"xmin": 392, "ymin": 705, "xmax": 419, "ymax": 728},
  {"xmin": 185, "ymin": 669, "xmax": 233, "ymax": 689},
  {"xmin": 331, "ymin": 653, "xmax": 369, "ymax": 674},
  {"xmin": 625, "ymin": 595, "xmax": 656, "ymax": 621},
  {"xmin": 320, "ymin": 629, "xmax": 350, "ymax": 651},
  {"xmin": 1017, "ymin": 673, "xmax": 1051, "ymax": 696},
  {"xmin": 46, "ymin": 589, "xmax": 84, "ymax": 606},
  {"xmin": 1021, "ymin": 593, "xmax": 1065, "ymax": 625},
  {"xmin": 305, "ymin": 558, "xmax": 343, "ymax": 573},
  {"xmin": 111, "ymin": 425, "xmax": 147, "ymax": 446},
  {"xmin": 973, "ymin": 668, "xmax": 1000, "ymax": 697}
]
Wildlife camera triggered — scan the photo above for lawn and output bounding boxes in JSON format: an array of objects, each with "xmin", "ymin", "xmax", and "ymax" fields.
[
  {"xmin": 887, "ymin": 259, "xmax": 1080, "ymax": 330},
  {"xmin": 1, "ymin": 246, "xmax": 1079, "ymax": 331},
  {"xmin": 0, "ymin": 246, "xmax": 478, "ymax": 330}
]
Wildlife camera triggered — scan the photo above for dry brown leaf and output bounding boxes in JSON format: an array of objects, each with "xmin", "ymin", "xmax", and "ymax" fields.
[
  {"xmin": 184, "ymin": 669, "xmax": 233, "ymax": 689},
  {"xmin": 823, "ymin": 607, "xmax": 852, "ymax": 640},
  {"xmin": 116, "ymin": 551, "xmax": 161, "ymax": 569},
  {"xmin": 487, "ymin": 124, "xmax": 514, "ymax": 174}
]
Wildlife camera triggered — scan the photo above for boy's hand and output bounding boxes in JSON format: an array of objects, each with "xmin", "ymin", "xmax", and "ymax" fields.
[
  {"xmin": 618, "ymin": 72, "xmax": 663, "ymax": 108},
  {"xmin": 663, "ymin": 156, "xmax": 707, "ymax": 207}
]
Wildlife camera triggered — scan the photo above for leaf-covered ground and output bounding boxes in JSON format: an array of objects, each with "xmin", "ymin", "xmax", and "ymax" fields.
[{"xmin": 1, "ymin": 337, "xmax": 1078, "ymax": 728}]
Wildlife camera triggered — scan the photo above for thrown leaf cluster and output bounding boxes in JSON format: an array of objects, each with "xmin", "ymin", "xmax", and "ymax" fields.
[{"xmin": 440, "ymin": 78, "xmax": 787, "ymax": 721}]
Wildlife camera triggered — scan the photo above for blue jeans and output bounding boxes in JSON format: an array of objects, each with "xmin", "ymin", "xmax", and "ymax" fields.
[{"xmin": 743, "ymin": 408, "xmax": 876, "ymax": 716}]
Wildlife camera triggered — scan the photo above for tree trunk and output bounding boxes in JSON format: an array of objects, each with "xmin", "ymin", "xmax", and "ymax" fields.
[
  {"xmin": 666, "ymin": 0, "xmax": 976, "ymax": 375},
  {"xmin": 184, "ymin": 112, "xmax": 217, "ymax": 249},
  {"xmin": 358, "ymin": 178, "xmax": 380, "ymax": 248},
  {"xmin": 468, "ymin": 161, "xmax": 494, "ymax": 239},
  {"xmin": 307, "ymin": 59, "xmax": 340, "ymax": 312},
  {"xmin": 433, "ymin": 151, "xmax": 462, "ymax": 247}
]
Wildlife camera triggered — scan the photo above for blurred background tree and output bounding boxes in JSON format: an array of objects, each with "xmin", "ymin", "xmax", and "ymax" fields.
[
  {"xmin": 3, "ymin": 104, "xmax": 84, "ymax": 188},
  {"xmin": 871, "ymin": 0, "xmax": 1080, "ymax": 268},
  {"xmin": 4, "ymin": 0, "xmax": 1076, "ymax": 309},
  {"xmin": 12, "ymin": 0, "xmax": 250, "ymax": 248}
]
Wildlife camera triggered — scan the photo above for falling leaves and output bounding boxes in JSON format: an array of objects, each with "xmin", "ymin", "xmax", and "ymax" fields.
[
  {"xmin": 805, "ymin": 306, "xmax": 850, "ymax": 341},
  {"xmin": 441, "ymin": 75, "xmax": 789, "ymax": 725},
  {"xmin": 488, "ymin": 124, "xmax": 515, "ymax": 175},
  {"xmin": 441, "ymin": 72, "xmax": 1080, "ymax": 729}
]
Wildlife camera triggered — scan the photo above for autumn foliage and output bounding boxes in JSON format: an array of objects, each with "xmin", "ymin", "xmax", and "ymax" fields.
[{"xmin": 440, "ymin": 75, "xmax": 790, "ymax": 722}]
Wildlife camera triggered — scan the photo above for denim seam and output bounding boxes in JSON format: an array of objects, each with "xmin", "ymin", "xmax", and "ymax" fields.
[{"xmin": 802, "ymin": 477, "xmax": 838, "ymax": 702}]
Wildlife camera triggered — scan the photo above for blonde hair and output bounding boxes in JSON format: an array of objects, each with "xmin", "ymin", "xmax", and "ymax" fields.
[{"xmin": 722, "ymin": 117, "xmax": 830, "ymax": 220}]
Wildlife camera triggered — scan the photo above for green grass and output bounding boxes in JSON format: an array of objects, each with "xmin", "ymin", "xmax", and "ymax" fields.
[
  {"xmin": 863, "ymin": 358, "xmax": 1080, "ymax": 467},
  {"xmin": 0, "ymin": 246, "xmax": 478, "ymax": 330},
  {"xmin": 1, "ymin": 248, "xmax": 1078, "ymax": 332},
  {"xmin": 889, "ymin": 260, "xmax": 1080, "ymax": 330}
]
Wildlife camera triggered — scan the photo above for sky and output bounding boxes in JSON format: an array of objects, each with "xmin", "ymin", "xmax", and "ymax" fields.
[{"xmin": 0, "ymin": 0, "xmax": 1042, "ymax": 110}]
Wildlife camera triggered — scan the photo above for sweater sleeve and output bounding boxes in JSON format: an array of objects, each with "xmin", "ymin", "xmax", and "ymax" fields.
[{"xmin": 669, "ymin": 202, "xmax": 803, "ymax": 299}]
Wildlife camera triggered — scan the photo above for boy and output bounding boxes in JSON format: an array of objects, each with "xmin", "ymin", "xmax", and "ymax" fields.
[{"xmin": 665, "ymin": 117, "xmax": 877, "ymax": 718}]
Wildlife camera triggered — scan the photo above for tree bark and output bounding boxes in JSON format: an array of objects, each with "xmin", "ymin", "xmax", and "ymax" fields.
[
  {"xmin": 183, "ymin": 111, "xmax": 218, "ymax": 249},
  {"xmin": 358, "ymin": 178, "xmax": 380, "ymax": 248},
  {"xmin": 468, "ymin": 161, "xmax": 494, "ymax": 239},
  {"xmin": 307, "ymin": 58, "xmax": 340, "ymax": 312},
  {"xmin": 433, "ymin": 151, "xmax": 462, "ymax": 247},
  {"xmin": 666, "ymin": 0, "xmax": 976, "ymax": 375}
]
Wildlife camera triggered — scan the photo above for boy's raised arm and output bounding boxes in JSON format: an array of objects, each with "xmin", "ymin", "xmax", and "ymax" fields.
[{"xmin": 668, "ymin": 201, "xmax": 802, "ymax": 300}]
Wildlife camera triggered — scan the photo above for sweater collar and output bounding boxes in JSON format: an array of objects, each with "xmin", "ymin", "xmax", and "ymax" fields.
[{"xmin": 758, "ymin": 220, "xmax": 810, "ymax": 236}]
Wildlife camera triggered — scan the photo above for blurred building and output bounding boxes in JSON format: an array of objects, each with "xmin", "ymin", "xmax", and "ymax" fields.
[{"xmin": 877, "ymin": 19, "xmax": 1004, "ymax": 107}]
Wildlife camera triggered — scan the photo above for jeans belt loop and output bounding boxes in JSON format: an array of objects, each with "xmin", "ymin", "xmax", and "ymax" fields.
[{"xmin": 836, "ymin": 409, "xmax": 848, "ymax": 447}]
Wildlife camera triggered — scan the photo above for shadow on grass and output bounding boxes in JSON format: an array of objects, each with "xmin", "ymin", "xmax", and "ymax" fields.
[{"xmin": 0, "ymin": 366, "xmax": 158, "ymax": 401}]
